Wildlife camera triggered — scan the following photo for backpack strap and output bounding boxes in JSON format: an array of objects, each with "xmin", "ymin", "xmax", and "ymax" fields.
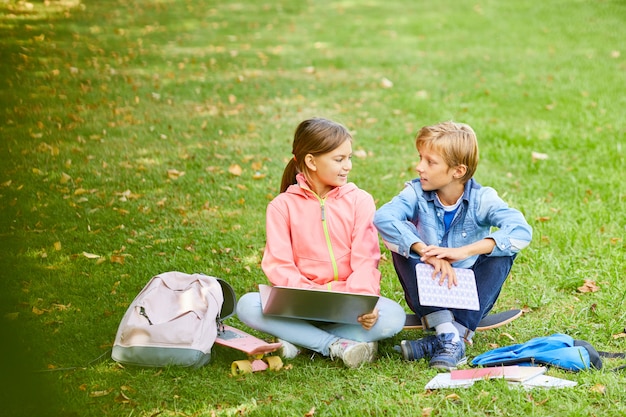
[
  {"xmin": 597, "ymin": 351, "xmax": 626, "ymax": 359},
  {"xmin": 597, "ymin": 350, "xmax": 626, "ymax": 372},
  {"xmin": 573, "ymin": 339, "xmax": 603, "ymax": 369},
  {"xmin": 216, "ymin": 278, "xmax": 237, "ymax": 321}
]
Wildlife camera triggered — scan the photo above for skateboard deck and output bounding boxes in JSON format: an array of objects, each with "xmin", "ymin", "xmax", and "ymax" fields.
[
  {"xmin": 404, "ymin": 309, "xmax": 522, "ymax": 331},
  {"xmin": 215, "ymin": 324, "xmax": 283, "ymax": 375}
]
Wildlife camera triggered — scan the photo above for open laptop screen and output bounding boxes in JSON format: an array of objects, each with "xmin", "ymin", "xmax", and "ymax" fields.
[{"xmin": 259, "ymin": 284, "xmax": 379, "ymax": 325}]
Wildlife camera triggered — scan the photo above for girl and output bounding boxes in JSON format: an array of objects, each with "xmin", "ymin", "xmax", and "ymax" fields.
[{"xmin": 236, "ymin": 117, "xmax": 405, "ymax": 368}]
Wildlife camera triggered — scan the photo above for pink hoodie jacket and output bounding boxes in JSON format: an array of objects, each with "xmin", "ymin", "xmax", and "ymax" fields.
[{"xmin": 261, "ymin": 173, "xmax": 381, "ymax": 295}]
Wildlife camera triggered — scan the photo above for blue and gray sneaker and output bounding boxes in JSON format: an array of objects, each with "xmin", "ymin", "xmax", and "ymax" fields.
[
  {"xmin": 429, "ymin": 333, "xmax": 467, "ymax": 370},
  {"xmin": 400, "ymin": 335, "xmax": 440, "ymax": 361}
]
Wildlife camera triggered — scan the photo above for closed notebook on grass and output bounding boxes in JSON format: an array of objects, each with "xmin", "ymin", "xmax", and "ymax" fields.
[{"xmin": 259, "ymin": 284, "xmax": 379, "ymax": 325}]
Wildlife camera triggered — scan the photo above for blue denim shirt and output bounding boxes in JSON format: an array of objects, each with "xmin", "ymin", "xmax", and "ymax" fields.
[{"xmin": 374, "ymin": 178, "xmax": 532, "ymax": 268}]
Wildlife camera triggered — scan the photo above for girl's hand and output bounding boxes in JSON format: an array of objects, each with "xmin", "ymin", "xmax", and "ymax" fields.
[{"xmin": 358, "ymin": 308, "xmax": 379, "ymax": 330}]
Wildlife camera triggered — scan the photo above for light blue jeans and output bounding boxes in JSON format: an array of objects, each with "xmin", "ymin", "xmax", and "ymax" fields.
[{"xmin": 236, "ymin": 292, "xmax": 406, "ymax": 356}]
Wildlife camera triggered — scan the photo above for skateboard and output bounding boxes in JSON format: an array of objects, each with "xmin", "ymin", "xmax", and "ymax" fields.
[
  {"xmin": 404, "ymin": 309, "xmax": 522, "ymax": 331},
  {"xmin": 215, "ymin": 324, "xmax": 283, "ymax": 376}
]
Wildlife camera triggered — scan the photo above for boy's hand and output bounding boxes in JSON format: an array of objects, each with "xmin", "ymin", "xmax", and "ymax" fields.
[
  {"xmin": 421, "ymin": 245, "xmax": 469, "ymax": 264},
  {"xmin": 358, "ymin": 308, "xmax": 379, "ymax": 330},
  {"xmin": 421, "ymin": 255, "xmax": 457, "ymax": 288}
]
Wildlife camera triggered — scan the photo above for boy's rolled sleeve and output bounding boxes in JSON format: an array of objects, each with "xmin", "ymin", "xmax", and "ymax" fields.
[
  {"xmin": 479, "ymin": 187, "xmax": 533, "ymax": 257},
  {"xmin": 487, "ymin": 228, "xmax": 532, "ymax": 257}
]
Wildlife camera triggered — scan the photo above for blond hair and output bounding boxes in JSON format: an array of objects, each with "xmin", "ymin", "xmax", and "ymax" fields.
[{"xmin": 415, "ymin": 121, "xmax": 479, "ymax": 182}]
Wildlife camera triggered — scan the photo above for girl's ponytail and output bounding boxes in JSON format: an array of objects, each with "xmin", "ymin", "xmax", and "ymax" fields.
[{"xmin": 279, "ymin": 158, "xmax": 298, "ymax": 193}]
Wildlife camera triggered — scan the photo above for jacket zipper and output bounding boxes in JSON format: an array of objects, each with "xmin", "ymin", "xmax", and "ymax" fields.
[{"xmin": 319, "ymin": 198, "xmax": 339, "ymax": 284}]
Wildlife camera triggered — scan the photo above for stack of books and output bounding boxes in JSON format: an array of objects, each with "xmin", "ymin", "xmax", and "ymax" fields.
[{"xmin": 424, "ymin": 365, "xmax": 577, "ymax": 390}]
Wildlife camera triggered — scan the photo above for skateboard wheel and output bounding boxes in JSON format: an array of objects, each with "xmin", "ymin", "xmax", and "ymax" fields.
[
  {"xmin": 264, "ymin": 356, "xmax": 283, "ymax": 371},
  {"xmin": 231, "ymin": 360, "xmax": 253, "ymax": 376}
]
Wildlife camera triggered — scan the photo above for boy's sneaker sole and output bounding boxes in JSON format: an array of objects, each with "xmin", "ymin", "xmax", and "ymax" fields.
[{"xmin": 430, "ymin": 356, "xmax": 467, "ymax": 370}]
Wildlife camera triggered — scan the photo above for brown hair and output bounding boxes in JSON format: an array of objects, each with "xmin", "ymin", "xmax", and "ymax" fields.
[
  {"xmin": 279, "ymin": 118, "xmax": 353, "ymax": 193},
  {"xmin": 415, "ymin": 121, "xmax": 479, "ymax": 182}
]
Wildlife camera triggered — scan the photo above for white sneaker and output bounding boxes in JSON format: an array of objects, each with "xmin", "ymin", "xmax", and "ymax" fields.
[
  {"xmin": 277, "ymin": 339, "xmax": 301, "ymax": 359},
  {"xmin": 329, "ymin": 339, "xmax": 372, "ymax": 368},
  {"xmin": 366, "ymin": 341, "xmax": 378, "ymax": 362}
]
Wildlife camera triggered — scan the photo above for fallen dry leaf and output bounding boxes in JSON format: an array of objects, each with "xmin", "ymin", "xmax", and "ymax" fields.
[
  {"xmin": 32, "ymin": 307, "xmax": 46, "ymax": 315},
  {"xmin": 590, "ymin": 384, "xmax": 606, "ymax": 394},
  {"xmin": 531, "ymin": 151, "xmax": 549, "ymax": 161},
  {"xmin": 229, "ymin": 164, "xmax": 243, "ymax": 176},
  {"xmin": 89, "ymin": 389, "xmax": 114, "ymax": 398},
  {"xmin": 353, "ymin": 149, "xmax": 367, "ymax": 159},
  {"xmin": 82, "ymin": 252, "xmax": 101, "ymax": 259},
  {"xmin": 110, "ymin": 255, "xmax": 125, "ymax": 265},
  {"xmin": 252, "ymin": 172, "xmax": 266, "ymax": 180},
  {"xmin": 114, "ymin": 391, "xmax": 133, "ymax": 404},
  {"xmin": 500, "ymin": 332, "xmax": 515, "ymax": 341},
  {"xmin": 380, "ymin": 77, "xmax": 393, "ymax": 88},
  {"xmin": 577, "ymin": 279, "xmax": 600, "ymax": 293},
  {"xmin": 60, "ymin": 172, "xmax": 72, "ymax": 184},
  {"xmin": 116, "ymin": 189, "xmax": 141, "ymax": 201},
  {"xmin": 167, "ymin": 169, "xmax": 185, "ymax": 180}
]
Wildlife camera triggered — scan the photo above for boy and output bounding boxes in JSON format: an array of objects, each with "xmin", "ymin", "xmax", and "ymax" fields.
[{"xmin": 374, "ymin": 121, "xmax": 532, "ymax": 370}]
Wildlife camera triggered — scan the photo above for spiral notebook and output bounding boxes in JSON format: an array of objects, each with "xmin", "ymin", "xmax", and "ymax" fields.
[{"xmin": 416, "ymin": 263, "xmax": 480, "ymax": 311}]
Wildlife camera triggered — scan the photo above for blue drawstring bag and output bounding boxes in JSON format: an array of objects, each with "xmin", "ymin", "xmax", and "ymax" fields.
[{"xmin": 471, "ymin": 333, "xmax": 603, "ymax": 372}]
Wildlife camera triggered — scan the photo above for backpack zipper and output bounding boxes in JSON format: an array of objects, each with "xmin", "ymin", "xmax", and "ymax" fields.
[{"xmin": 139, "ymin": 306, "xmax": 153, "ymax": 325}]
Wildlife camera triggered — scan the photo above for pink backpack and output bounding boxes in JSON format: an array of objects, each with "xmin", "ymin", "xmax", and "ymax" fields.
[{"xmin": 111, "ymin": 272, "xmax": 236, "ymax": 368}]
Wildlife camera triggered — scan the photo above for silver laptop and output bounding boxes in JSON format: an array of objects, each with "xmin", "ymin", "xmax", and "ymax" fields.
[{"xmin": 259, "ymin": 284, "xmax": 379, "ymax": 325}]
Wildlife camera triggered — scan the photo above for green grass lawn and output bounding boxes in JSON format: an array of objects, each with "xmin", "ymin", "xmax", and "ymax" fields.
[{"xmin": 1, "ymin": 0, "xmax": 625, "ymax": 416}]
